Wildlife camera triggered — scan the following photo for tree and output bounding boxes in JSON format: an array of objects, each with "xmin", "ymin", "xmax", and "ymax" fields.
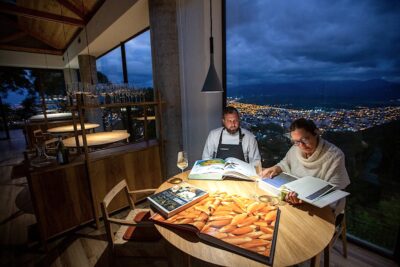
[
  {"xmin": 16, "ymin": 96, "xmax": 38, "ymax": 120},
  {"xmin": 0, "ymin": 67, "xmax": 33, "ymax": 97},
  {"xmin": 97, "ymin": 71, "xmax": 110, "ymax": 84},
  {"xmin": 0, "ymin": 67, "xmax": 34, "ymax": 138},
  {"xmin": 30, "ymin": 69, "xmax": 65, "ymax": 96}
]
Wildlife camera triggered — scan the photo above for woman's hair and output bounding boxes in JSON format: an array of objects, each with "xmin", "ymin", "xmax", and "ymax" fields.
[{"xmin": 289, "ymin": 118, "xmax": 318, "ymax": 135}]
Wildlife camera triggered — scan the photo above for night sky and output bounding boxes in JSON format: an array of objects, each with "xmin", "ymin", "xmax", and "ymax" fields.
[
  {"xmin": 5, "ymin": 1, "xmax": 400, "ymax": 104},
  {"xmin": 96, "ymin": 30, "xmax": 153, "ymax": 87},
  {"xmin": 226, "ymin": 0, "xmax": 400, "ymax": 87}
]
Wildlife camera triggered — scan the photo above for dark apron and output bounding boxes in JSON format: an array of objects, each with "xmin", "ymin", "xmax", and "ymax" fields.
[{"xmin": 215, "ymin": 128, "xmax": 246, "ymax": 162}]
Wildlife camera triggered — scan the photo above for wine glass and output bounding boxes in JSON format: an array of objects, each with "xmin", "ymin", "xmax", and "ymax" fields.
[
  {"xmin": 177, "ymin": 151, "xmax": 188, "ymax": 173},
  {"xmin": 253, "ymin": 160, "xmax": 263, "ymax": 200}
]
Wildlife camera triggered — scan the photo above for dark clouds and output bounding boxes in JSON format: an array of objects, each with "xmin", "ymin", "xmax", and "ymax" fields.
[
  {"xmin": 96, "ymin": 31, "xmax": 153, "ymax": 87},
  {"xmin": 226, "ymin": 0, "xmax": 400, "ymax": 86}
]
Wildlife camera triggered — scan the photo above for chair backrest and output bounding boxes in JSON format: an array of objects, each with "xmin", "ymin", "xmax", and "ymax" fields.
[
  {"xmin": 33, "ymin": 129, "xmax": 43, "ymax": 137},
  {"xmin": 101, "ymin": 179, "xmax": 135, "ymax": 247}
]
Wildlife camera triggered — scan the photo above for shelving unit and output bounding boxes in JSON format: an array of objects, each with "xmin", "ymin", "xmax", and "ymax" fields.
[
  {"xmin": 27, "ymin": 89, "xmax": 167, "ymax": 245},
  {"xmin": 70, "ymin": 90, "xmax": 166, "ymax": 228}
]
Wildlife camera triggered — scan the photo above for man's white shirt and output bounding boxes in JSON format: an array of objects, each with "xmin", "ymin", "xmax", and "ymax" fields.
[{"xmin": 202, "ymin": 127, "xmax": 261, "ymax": 164}]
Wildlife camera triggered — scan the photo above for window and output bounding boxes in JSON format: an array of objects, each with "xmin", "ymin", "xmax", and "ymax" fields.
[
  {"xmin": 96, "ymin": 46, "xmax": 123, "ymax": 83},
  {"xmin": 125, "ymin": 30, "xmax": 153, "ymax": 88},
  {"xmin": 226, "ymin": 0, "xmax": 400, "ymax": 255}
]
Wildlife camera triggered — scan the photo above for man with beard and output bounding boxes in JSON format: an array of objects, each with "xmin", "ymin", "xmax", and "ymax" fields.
[{"xmin": 202, "ymin": 106, "xmax": 261, "ymax": 164}]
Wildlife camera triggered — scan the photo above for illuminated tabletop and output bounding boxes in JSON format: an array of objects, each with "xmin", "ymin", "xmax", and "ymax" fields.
[
  {"xmin": 155, "ymin": 172, "xmax": 335, "ymax": 267},
  {"xmin": 62, "ymin": 131, "xmax": 130, "ymax": 147},
  {"xmin": 134, "ymin": 116, "xmax": 156, "ymax": 121},
  {"xmin": 47, "ymin": 123, "xmax": 100, "ymax": 133},
  {"xmin": 29, "ymin": 112, "xmax": 72, "ymax": 122}
]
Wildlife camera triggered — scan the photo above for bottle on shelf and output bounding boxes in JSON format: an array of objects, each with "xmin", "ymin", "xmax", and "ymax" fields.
[{"xmin": 56, "ymin": 136, "xmax": 69, "ymax": 165}]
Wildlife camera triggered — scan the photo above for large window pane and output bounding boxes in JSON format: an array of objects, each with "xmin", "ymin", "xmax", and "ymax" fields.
[
  {"xmin": 125, "ymin": 30, "xmax": 153, "ymax": 88},
  {"xmin": 226, "ymin": 0, "xmax": 400, "ymax": 253},
  {"xmin": 96, "ymin": 46, "xmax": 123, "ymax": 83}
]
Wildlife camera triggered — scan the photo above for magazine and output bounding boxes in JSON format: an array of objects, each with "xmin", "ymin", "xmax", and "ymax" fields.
[
  {"xmin": 151, "ymin": 191, "xmax": 280, "ymax": 265},
  {"xmin": 259, "ymin": 174, "xmax": 350, "ymax": 208},
  {"xmin": 188, "ymin": 157, "xmax": 258, "ymax": 181},
  {"xmin": 147, "ymin": 183, "xmax": 209, "ymax": 218}
]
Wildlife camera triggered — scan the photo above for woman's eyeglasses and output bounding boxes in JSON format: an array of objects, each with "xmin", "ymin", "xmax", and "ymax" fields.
[{"xmin": 291, "ymin": 137, "xmax": 310, "ymax": 146}]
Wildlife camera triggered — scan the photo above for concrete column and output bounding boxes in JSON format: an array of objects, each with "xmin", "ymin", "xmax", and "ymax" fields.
[
  {"xmin": 149, "ymin": 0, "xmax": 183, "ymax": 178},
  {"xmin": 63, "ymin": 68, "xmax": 79, "ymax": 86},
  {"xmin": 78, "ymin": 55, "xmax": 98, "ymax": 85}
]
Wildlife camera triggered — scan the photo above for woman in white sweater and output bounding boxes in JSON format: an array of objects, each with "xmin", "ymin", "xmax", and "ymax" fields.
[{"xmin": 261, "ymin": 118, "xmax": 350, "ymax": 214}]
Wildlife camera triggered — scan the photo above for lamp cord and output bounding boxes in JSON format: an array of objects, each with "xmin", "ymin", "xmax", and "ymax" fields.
[
  {"xmin": 210, "ymin": 0, "xmax": 213, "ymax": 37},
  {"xmin": 81, "ymin": 0, "xmax": 94, "ymax": 86},
  {"xmin": 60, "ymin": 4, "xmax": 73, "ymax": 92}
]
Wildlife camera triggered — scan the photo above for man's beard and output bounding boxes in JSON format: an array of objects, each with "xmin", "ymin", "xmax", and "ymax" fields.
[{"xmin": 226, "ymin": 127, "xmax": 239, "ymax": 134}]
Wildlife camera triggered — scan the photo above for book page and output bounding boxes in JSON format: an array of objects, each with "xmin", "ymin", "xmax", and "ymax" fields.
[
  {"xmin": 310, "ymin": 190, "xmax": 350, "ymax": 208},
  {"xmin": 263, "ymin": 172, "xmax": 297, "ymax": 188},
  {"xmin": 284, "ymin": 176, "xmax": 336, "ymax": 202},
  {"xmin": 224, "ymin": 157, "xmax": 258, "ymax": 178},
  {"xmin": 188, "ymin": 159, "xmax": 226, "ymax": 180}
]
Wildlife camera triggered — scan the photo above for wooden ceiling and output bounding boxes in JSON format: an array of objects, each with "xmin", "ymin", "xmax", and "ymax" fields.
[{"xmin": 0, "ymin": 0, "xmax": 104, "ymax": 55}]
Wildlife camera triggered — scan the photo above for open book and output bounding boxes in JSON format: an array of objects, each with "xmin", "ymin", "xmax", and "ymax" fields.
[
  {"xmin": 259, "ymin": 173, "xmax": 350, "ymax": 208},
  {"xmin": 151, "ymin": 191, "xmax": 280, "ymax": 265},
  {"xmin": 188, "ymin": 157, "xmax": 258, "ymax": 181},
  {"xmin": 147, "ymin": 183, "xmax": 209, "ymax": 218}
]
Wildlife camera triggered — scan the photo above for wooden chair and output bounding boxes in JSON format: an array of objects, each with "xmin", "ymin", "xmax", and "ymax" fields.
[
  {"xmin": 100, "ymin": 179, "xmax": 169, "ymax": 265},
  {"xmin": 33, "ymin": 129, "xmax": 58, "ymax": 150},
  {"xmin": 324, "ymin": 212, "xmax": 348, "ymax": 267}
]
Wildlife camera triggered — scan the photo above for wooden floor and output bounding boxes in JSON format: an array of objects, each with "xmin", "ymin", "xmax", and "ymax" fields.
[{"xmin": 0, "ymin": 130, "xmax": 398, "ymax": 267}]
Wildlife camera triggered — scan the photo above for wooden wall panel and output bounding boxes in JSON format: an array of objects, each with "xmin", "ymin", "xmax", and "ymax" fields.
[
  {"xmin": 28, "ymin": 162, "xmax": 93, "ymax": 241},
  {"xmin": 89, "ymin": 144, "xmax": 162, "ymax": 215},
  {"xmin": 27, "ymin": 141, "xmax": 162, "ymax": 243}
]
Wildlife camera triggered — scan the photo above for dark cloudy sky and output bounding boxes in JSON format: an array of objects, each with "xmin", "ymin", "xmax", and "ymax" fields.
[
  {"xmin": 226, "ymin": 0, "xmax": 400, "ymax": 87},
  {"xmin": 96, "ymin": 30, "xmax": 153, "ymax": 87}
]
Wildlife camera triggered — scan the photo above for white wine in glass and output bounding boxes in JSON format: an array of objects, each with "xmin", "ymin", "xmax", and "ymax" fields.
[
  {"xmin": 177, "ymin": 151, "xmax": 188, "ymax": 173},
  {"xmin": 253, "ymin": 160, "xmax": 263, "ymax": 200}
]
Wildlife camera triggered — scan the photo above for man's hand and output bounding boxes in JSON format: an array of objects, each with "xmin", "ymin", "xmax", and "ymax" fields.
[
  {"xmin": 285, "ymin": 191, "xmax": 303, "ymax": 205},
  {"xmin": 261, "ymin": 165, "xmax": 282, "ymax": 178}
]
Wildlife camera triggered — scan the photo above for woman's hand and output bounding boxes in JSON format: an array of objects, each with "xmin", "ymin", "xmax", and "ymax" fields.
[
  {"xmin": 261, "ymin": 165, "xmax": 282, "ymax": 178},
  {"xmin": 285, "ymin": 191, "xmax": 303, "ymax": 205}
]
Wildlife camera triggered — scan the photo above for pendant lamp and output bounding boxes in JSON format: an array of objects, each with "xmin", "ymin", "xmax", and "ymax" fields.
[{"xmin": 201, "ymin": 0, "xmax": 223, "ymax": 93}]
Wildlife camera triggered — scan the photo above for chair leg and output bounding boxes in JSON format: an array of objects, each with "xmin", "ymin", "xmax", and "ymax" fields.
[
  {"xmin": 341, "ymin": 220, "xmax": 348, "ymax": 258},
  {"xmin": 324, "ymin": 245, "xmax": 330, "ymax": 267},
  {"xmin": 310, "ymin": 251, "xmax": 321, "ymax": 267}
]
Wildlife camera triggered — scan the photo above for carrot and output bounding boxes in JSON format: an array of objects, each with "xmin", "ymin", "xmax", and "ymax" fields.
[{"xmin": 231, "ymin": 225, "xmax": 256, "ymax": 235}]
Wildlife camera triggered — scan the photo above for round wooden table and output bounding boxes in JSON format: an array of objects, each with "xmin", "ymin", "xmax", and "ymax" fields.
[
  {"xmin": 47, "ymin": 123, "xmax": 100, "ymax": 134},
  {"xmin": 62, "ymin": 131, "xmax": 130, "ymax": 147},
  {"xmin": 134, "ymin": 116, "xmax": 156, "ymax": 121},
  {"xmin": 155, "ymin": 172, "xmax": 335, "ymax": 267},
  {"xmin": 29, "ymin": 112, "xmax": 72, "ymax": 122}
]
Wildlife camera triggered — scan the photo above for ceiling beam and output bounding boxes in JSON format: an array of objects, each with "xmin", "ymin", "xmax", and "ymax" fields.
[
  {"xmin": 0, "ymin": 15, "xmax": 61, "ymax": 49},
  {"xmin": 0, "ymin": 32, "xmax": 27, "ymax": 43},
  {"xmin": 0, "ymin": 44, "xmax": 63, "ymax": 55},
  {"xmin": 0, "ymin": 2, "xmax": 85, "ymax": 27},
  {"xmin": 55, "ymin": 0, "xmax": 85, "ymax": 20}
]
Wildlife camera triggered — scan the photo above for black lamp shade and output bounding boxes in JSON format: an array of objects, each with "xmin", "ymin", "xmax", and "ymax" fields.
[
  {"xmin": 202, "ymin": 2, "xmax": 223, "ymax": 93},
  {"xmin": 201, "ymin": 56, "xmax": 223, "ymax": 93}
]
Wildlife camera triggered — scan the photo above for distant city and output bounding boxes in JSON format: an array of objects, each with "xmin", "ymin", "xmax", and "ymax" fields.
[{"xmin": 228, "ymin": 97, "xmax": 400, "ymax": 133}]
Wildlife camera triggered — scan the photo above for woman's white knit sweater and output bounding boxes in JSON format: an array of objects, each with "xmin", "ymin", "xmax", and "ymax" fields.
[{"xmin": 277, "ymin": 137, "xmax": 350, "ymax": 214}]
